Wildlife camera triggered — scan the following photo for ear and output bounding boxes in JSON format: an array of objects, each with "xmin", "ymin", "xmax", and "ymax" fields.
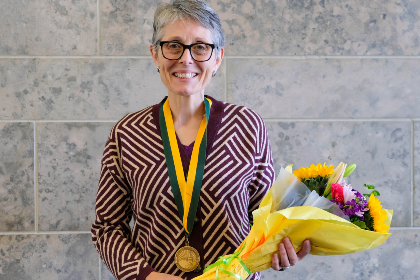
[
  {"xmin": 150, "ymin": 44, "xmax": 159, "ymax": 67},
  {"xmin": 213, "ymin": 47, "xmax": 224, "ymax": 73}
]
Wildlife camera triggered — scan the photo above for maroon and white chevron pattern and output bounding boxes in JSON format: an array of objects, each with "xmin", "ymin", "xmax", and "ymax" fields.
[{"xmin": 91, "ymin": 97, "xmax": 275, "ymax": 280}]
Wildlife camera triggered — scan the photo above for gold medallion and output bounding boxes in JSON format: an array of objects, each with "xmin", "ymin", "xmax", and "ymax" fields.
[{"xmin": 174, "ymin": 246, "xmax": 200, "ymax": 272}]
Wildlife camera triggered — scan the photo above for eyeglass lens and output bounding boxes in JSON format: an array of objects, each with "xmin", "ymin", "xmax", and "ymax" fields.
[{"xmin": 162, "ymin": 42, "xmax": 213, "ymax": 61}]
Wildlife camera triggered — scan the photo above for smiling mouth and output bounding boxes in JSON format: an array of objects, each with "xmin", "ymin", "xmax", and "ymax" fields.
[{"xmin": 173, "ymin": 73, "xmax": 198, "ymax": 79}]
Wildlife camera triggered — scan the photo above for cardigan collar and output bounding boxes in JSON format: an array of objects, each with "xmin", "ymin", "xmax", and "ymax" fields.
[{"xmin": 152, "ymin": 95, "xmax": 224, "ymax": 161}]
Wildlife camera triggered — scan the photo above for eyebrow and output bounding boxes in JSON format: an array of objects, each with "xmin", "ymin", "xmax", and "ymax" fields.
[{"xmin": 165, "ymin": 36, "xmax": 208, "ymax": 42}]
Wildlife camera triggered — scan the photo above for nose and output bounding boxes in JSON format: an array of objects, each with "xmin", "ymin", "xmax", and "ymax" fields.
[{"xmin": 178, "ymin": 47, "xmax": 194, "ymax": 64}]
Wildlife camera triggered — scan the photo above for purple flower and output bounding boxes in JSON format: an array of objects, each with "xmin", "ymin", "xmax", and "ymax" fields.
[
  {"xmin": 330, "ymin": 183, "xmax": 368, "ymax": 221},
  {"xmin": 354, "ymin": 211, "xmax": 364, "ymax": 217}
]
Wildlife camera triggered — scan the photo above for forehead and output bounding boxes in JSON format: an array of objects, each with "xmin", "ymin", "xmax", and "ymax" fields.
[{"xmin": 161, "ymin": 19, "xmax": 213, "ymax": 43}]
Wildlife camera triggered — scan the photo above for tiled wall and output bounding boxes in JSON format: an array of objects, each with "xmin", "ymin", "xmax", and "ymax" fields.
[{"xmin": 1, "ymin": 0, "xmax": 419, "ymax": 279}]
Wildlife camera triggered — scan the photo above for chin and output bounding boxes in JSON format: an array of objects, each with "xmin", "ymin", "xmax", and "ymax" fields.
[{"xmin": 171, "ymin": 87, "xmax": 203, "ymax": 97}]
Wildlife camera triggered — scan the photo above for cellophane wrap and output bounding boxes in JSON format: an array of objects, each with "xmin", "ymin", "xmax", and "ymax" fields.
[{"xmin": 193, "ymin": 168, "xmax": 392, "ymax": 280}]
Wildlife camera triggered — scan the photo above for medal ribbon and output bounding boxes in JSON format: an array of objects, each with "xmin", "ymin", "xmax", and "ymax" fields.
[{"xmin": 159, "ymin": 97, "xmax": 212, "ymax": 237}]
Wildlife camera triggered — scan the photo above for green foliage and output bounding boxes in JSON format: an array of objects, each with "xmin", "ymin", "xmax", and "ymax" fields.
[
  {"xmin": 352, "ymin": 220, "xmax": 367, "ymax": 229},
  {"xmin": 364, "ymin": 184, "xmax": 375, "ymax": 190},
  {"xmin": 343, "ymin": 164, "xmax": 357, "ymax": 177},
  {"xmin": 301, "ymin": 175, "xmax": 329, "ymax": 196},
  {"xmin": 371, "ymin": 190, "xmax": 380, "ymax": 196},
  {"xmin": 350, "ymin": 212, "xmax": 374, "ymax": 231},
  {"xmin": 363, "ymin": 184, "xmax": 380, "ymax": 198},
  {"xmin": 363, "ymin": 211, "xmax": 375, "ymax": 231}
]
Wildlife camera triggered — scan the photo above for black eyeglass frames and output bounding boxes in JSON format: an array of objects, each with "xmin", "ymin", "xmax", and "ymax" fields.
[{"xmin": 159, "ymin": 41, "xmax": 216, "ymax": 62}]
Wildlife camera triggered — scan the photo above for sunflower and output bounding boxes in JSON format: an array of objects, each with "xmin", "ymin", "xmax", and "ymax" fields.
[
  {"xmin": 368, "ymin": 193, "xmax": 389, "ymax": 233},
  {"xmin": 293, "ymin": 163, "xmax": 335, "ymax": 181}
]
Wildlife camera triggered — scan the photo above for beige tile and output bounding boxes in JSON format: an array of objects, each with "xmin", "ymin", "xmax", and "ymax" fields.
[
  {"xmin": 100, "ymin": 0, "xmax": 420, "ymax": 56},
  {"xmin": 266, "ymin": 120, "xmax": 411, "ymax": 227},
  {"xmin": 0, "ymin": 234, "xmax": 99, "ymax": 279},
  {"xmin": 227, "ymin": 58, "xmax": 420, "ymax": 119},
  {"xmin": 414, "ymin": 121, "xmax": 420, "ymax": 226},
  {"xmin": 37, "ymin": 122, "xmax": 113, "ymax": 231},
  {"xmin": 100, "ymin": 0, "xmax": 166, "ymax": 55},
  {"xmin": 0, "ymin": 59, "xmax": 38, "ymax": 119},
  {"xmin": 0, "ymin": 58, "xmax": 225, "ymax": 120},
  {"xmin": 34, "ymin": 58, "xmax": 166, "ymax": 120},
  {"xmin": 0, "ymin": 0, "xmax": 97, "ymax": 55},
  {"xmin": 0, "ymin": 122, "xmax": 34, "ymax": 231},
  {"xmin": 208, "ymin": 0, "xmax": 420, "ymax": 55}
]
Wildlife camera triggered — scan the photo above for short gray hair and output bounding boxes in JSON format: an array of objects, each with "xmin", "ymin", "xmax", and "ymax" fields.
[{"xmin": 152, "ymin": 0, "xmax": 225, "ymax": 55}]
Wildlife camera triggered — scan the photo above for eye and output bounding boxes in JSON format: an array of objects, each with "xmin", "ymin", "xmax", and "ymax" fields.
[
  {"xmin": 167, "ymin": 43, "xmax": 182, "ymax": 49},
  {"xmin": 193, "ymin": 44, "xmax": 207, "ymax": 51}
]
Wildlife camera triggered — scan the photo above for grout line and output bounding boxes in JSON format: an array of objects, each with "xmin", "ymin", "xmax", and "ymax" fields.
[
  {"xmin": 0, "ymin": 120, "xmax": 119, "ymax": 123},
  {"xmin": 0, "ymin": 231, "xmax": 92, "ymax": 235},
  {"xmin": 224, "ymin": 59, "xmax": 227, "ymax": 102},
  {"xmin": 263, "ymin": 118, "xmax": 413, "ymax": 122},
  {"xmin": 35, "ymin": 120, "xmax": 119, "ymax": 123},
  {"xmin": 97, "ymin": 0, "xmax": 101, "ymax": 55},
  {"xmin": 0, "ymin": 120, "xmax": 36, "ymax": 123},
  {"xmin": 0, "ymin": 56, "xmax": 152, "ymax": 59},
  {"xmin": 0, "ymin": 118, "xmax": 415, "ymax": 123},
  {"xmin": 34, "ymin": 122, "xmax": 38, "ymax": 233},
  {"xmin": 412, "ymin": 121, "xmax": 415, "ymax": 227},
  {"xmin": 389, "ymin": 227, "xmax": 420, "ymax": 230},
  {"xmin": 2, "ymin": 55, "xmax": 420, "ymax": 59},
  {"xmin": 224, "ymin": 55, "xmax": 420, "ymax": 59}
]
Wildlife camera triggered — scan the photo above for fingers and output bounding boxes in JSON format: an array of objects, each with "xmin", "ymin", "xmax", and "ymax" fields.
[
  {"xmin": 278, "ymin": 242, "xmax": 291, "ymax": 267},
  {"xmin": 296, "ymin": 239, "xmax": 311, "ymax": 261},
  {"xmin": 272, "ymin": 238, "xmax": 312, "ymax": 271},
  {"xmin": 282, "ymin": 237, "xmax": 298, "ymax": 266},
  {"xmin": 271, "ymin": 253, "xmax": 281, "ymax": 271}
]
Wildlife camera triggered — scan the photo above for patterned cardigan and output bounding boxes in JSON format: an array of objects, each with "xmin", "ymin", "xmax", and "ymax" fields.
[{"xmin": 91, "ymin": 96, "xmax": 275, "ymax": 280}]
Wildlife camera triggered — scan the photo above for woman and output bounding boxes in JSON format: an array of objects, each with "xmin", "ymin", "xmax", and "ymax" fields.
[{"xmin": 91, "ymin": 1, "xmax": 311, "ymax": 279}]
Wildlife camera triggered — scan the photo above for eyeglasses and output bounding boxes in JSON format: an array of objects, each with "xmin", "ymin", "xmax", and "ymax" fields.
[{"xmin": 159, "ymin": 41, "xmax": 216, "ymax": 62}]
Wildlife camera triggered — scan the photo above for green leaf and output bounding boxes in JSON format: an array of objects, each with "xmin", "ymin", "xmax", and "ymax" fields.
[
  {"xmin": 352, "ymin": 220, "xmax": 367, "ymax": 229},
  {"xmin": 364, "ymin": 190, "xmax": 381, "ymax": 197},
  {"xmin": 301, "ymin": 176, "xmax": 329, "ymax": 196},
  {"xmin": 343, "ymin": 164, "xmax": 356, "ymax": 177},
  {"xmin": 371, "ymin": 190, "xmax": 380, "ymax": 197},
  {"xmin": 364, "ymin": 184, "xmax": 375, "ymax": 190},
  {"xmin": 363, "ymin": 210, "xmax": 375, "ymax": 231}
]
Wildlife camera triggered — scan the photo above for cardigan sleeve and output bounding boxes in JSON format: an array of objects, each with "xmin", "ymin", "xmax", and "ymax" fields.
[
  {"xmin": 247, "ymin": 112, "xmax": 275, "ymax": 224},
  {"xmin": 91, "ymin": 126, "xmax": 155, "ymax": 280}
]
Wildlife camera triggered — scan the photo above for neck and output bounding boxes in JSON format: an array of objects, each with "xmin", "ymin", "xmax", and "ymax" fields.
[{"xmin": 168, "ymin": 92, "xmax": 205, "ymax": 127}]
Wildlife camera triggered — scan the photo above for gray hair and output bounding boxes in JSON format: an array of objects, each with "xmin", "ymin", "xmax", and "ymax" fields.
[{"xmin": 152, "ymin": 0, "xmax": 225, "ymax": 56}]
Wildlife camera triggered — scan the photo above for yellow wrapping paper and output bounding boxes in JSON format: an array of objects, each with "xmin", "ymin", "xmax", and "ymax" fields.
[{"xmin": 193, "ymin": 186, "xmax": 393, "ymax": 280}]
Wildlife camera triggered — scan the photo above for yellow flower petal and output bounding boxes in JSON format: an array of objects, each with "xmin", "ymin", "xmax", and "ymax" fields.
[
  {"xmin": 293, "ymin": 163, "xmax": 335, "ymax": 181},
  {"xmin": 368, "ymin": 193, "xmax": 390, "ymax": 233}
]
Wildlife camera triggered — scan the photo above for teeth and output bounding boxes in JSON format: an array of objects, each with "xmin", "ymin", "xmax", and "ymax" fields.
[{"xmin": 174, "ymin": 73, "xmax": 197, "ymax": 78}]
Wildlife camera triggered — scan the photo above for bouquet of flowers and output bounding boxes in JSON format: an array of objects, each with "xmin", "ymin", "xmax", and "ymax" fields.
[
  {"xmin": 293, "ymin": 162, "xmax": 390, "ymax": 233},
  {"xmin": 193, "ymin": 162, "xmax": 393, "ymax": 280}
]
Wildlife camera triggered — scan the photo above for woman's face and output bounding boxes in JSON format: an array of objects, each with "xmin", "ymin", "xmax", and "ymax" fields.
[{"xmin": 150, "ymin": 19, "xmax": 224, "ymax": 98}]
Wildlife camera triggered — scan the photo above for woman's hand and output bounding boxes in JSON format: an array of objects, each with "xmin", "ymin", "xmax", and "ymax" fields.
[
  {"xmin": 146, "ymin": 272, "xmax": 184, "ymax": 280},
  {"xmin": 271, "ymin": 238, "xmax": 311, "ymax": 271}
]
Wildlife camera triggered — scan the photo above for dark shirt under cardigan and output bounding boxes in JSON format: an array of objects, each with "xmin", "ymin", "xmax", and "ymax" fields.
[{"xmin": 91, "ymin": 96, "xmax": 275, "ymax": 280}]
